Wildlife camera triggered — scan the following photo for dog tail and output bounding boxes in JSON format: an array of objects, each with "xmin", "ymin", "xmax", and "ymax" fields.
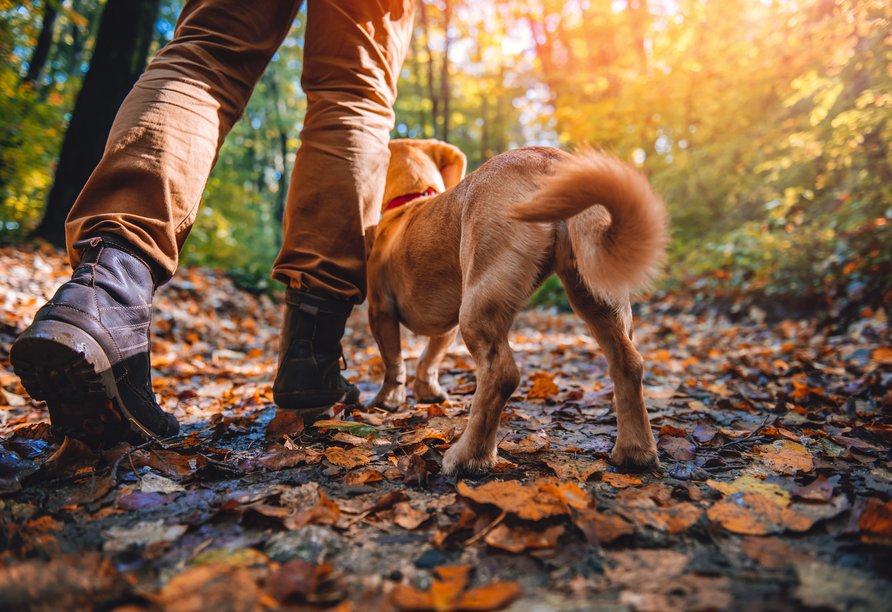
[{"xmin": 508, "ymin": 151, "xmax": 667, "ymax": 304}]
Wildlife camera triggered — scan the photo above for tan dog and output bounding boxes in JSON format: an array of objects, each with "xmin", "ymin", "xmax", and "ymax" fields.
[{"xmin": 365, "ymin": 139, "xmax": 667, "ymax": 475}]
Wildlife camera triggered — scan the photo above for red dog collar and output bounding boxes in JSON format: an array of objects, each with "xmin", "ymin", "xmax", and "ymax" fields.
[{"xmin": 384, "ymin": 187, "xmax": 437, "ymax": 213}]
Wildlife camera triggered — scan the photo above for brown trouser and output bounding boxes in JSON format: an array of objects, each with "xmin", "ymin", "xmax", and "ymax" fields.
[{"xmin": 65, "ymin": 0, "xmax": 414, "ymax": 303}]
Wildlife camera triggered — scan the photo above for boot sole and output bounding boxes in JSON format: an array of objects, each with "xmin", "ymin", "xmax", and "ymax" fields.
[{"xmin": 10, "ymin": 320, "xmax": 162, "ymax": 447}]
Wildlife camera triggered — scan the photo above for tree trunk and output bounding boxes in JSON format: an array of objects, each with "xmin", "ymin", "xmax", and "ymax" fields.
[
  {"xmin": 419, "ymin": 0, "xmax": 438, "ymax": 139},
  {"xmin": 33, "ymin": 0, "xmax": 161, "ymax": 246},
  {"xmin": 441, "ymin": 0, "xmax": 450, "ymax": 143},
  {"xmin": 22, "ymin": 1, "xmax": 58, "ymax": 90}
]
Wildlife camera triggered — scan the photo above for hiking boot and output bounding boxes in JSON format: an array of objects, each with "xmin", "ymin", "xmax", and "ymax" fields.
[
  {"xmin": 10, "ymin": 234, "xmax": 179, "ymax": 447},
  {"xmin": 273, "ymin": 290, "xmax": 360, "ymax": 420}
]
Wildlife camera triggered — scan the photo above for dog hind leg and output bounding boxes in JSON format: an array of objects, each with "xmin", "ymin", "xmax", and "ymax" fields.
[
  {"xmin": 557, "ymin": 270, "xmax": 659, "ymax": 470},
  {"xmin": 442, "ymin": 301, "xmax": 520, "ymax": 475},
  {"xmin": 413, "ymin": 328, "xmax": 458, "ymax": 403}
]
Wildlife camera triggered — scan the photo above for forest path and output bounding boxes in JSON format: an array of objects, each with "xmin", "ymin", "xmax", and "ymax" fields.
[{"xmin": 1, "ymin": 244, "xmax": 891, "ymax": 612}]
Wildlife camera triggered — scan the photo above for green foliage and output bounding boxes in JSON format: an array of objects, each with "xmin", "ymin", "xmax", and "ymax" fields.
[
  {"xmin": 1, "ymin": 0, "xmax": 890, "ymax": 313},
  {"xmin": 529, "ymin": 275, "xmax": 571, "ymax": 310},
  {"xmin": 0, "ymin": 0, "xmax": 91, "ymax": 238}
]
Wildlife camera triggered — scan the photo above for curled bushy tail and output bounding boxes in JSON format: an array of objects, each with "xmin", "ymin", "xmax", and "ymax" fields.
[{"xmin": 508, "ymin": 152, "xmax": 667, "ymax": 304}]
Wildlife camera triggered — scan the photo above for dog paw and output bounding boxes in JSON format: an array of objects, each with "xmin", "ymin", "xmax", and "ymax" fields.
[
  {"xmin": 610, "ymin": 440, "xmax": 660, "ymax": 470},
  {"xmin": 412, "ymin": 378, "xmax": 449, "ymax": 404},
  {"xmin": 363, "ymin": 384, "xmax": 406, "ymax": 412},
  {"xmin": 442, "ymin": 440, "xmax": 499, "ymax": 475}
]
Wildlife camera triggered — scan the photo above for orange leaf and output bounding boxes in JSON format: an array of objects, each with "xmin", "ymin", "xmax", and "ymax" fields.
[
  {"xmin": 394, "ymin": 502, "xmax": 431, "ymax": 530},
  {"xmin": 601, "ymin": 473, "xmax": 642, "ymax": 488},
  {"xmin": 613, "ymin": 495, "xmax": 702, "ymax": 534},
  {"xmin": 526, "ymin": 372, "xmax": 559, "ymax": 399},
  {"xmin": 569, "ymin": 506, "xmax": 635, "ymax": 544},
  {"xmin": 498, "ymin": 434, "xmax": 549, "ymax": 453},
  {"xmin": 456, "ymin": 581, "xmax": 522, "ymax": 611},
  {"xmin": 288, "ymin": 491, "xmax": 341, "ymax": 529},
  {"xmin": 706, "ymin": 492, "xmax": 813, "ymax": 535},
  {"xmin": 859, "ymin": 499, "xmax": 892, "ymax": 543},
  {"xmin": 391, "ymin": 584, "xmax": 434, "ymax": 610},
  {"xmin": 343, "ymin": 469, "xmax": 383, "ymax": 486},
  {"xmin": 265, "ymin": 413, "xmax": 304, "ymax": 441},
  {"xmin": 657, "ymin": 425, "xmax": 687, "ymax": 437},
  {"xmin": 457, "ymin": 478, "xmax": 588, "ymax": 520},
  {"xmin": 872, "ymin": 346, "xmax": 892, "ymax": 366},
  {"xmin": 484, "ymin": 523, "xmax": 564, "ymax": 553},
  {"xmin": 756, "ymin": 441, "xmax": 814, "ymax": 475},
  {"xmin": 543, "ymin": 454, "xmax": 608, "ymax": 482},
  {"xmin": 740, "ymin": 536, "xmax": 808, "ymax": 569},
  {"xmin": 259, "ymin": 443, "xmax": 308, "ymax": 471},
  {"xmin": 323, "ymin": 447, "xmax": 373, "ymax": 469}
]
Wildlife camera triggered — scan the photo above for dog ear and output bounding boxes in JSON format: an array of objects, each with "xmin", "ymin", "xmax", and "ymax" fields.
[{"xmin": 427, "ymin": 141, "xmax": 467, "ymax": 189}]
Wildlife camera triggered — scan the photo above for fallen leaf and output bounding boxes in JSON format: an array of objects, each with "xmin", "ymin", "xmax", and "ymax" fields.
[
  {"xmin": 657, "ymin": 435, "xmax": 696, "ymax": 461},
  {"xmin": 657, "ymin": 425, "xmax": 687, "ymax": 438},
  {"xmin": 42, "ymin": 437, "xmax": 98, "ymax": 477},
  {"xmin": 526, "ymin": 372, "xmax": 560, "ymax": 399},
  {"xmin": 791, "ymin": 476, "xmax": 835, "ymax": 502},
  {"xmin": 0, "ymin": 553, "xmax": 122, "ymax": 611},
  {"xmin": 140, "ymin": 472, "xmax": 186, "ymax": 494},
  {"xmin": 117, "ymin": 492, "xmax": 177, "ymax": 510},
  {"xmin": 399, "ymin": 453, "xmax": 429, "ymax": 487},
  {"xmin": 858, "ymin": 498, "xmax": 892, "ymax": 545},
  {"xmin": 613, "ymin": 485, "xmax": 702, "ymax": 534},
  {"xmin": 343, "ymin": 469, "xmax": 383, "ymax": 485},
  {"xmin": 457, "ymin": 478, "xmax": 587, "ymax": 520},
  {"xmin": 693, "ymin": 422, "xmax": 718, "ymax": 444},
  {"xmin": 191, "ymin": 547, "xmax": 269, "ymax": 568},
  {"xmin": 707, "ymin": 476, "xmax": 791, "ymax": 506},
  {"xmin": 569, "ymin": 506, "xmax": 635, "ymax": 544},
  {"xmin": 454, "ymin": 581, "xmax": 522, "ymax": 611},
  {"xmin": 265, "ymin": 412, "xmax": 305, "ymax": 441},
  {"xmin": 498, "ymin": 433, "xmax": 549, "ymax": 453},
  {"xmin": 362, "ymin": 490, "xmax": 410, "ymax": 514},
  {"xmin": 605, "ymin": 549, "xmax": 688, "ymax": 586},
  {"xmin": 601, "ymin": 473, "xmax": 642, "ymax": 488},
  {"xmin": 394, "ymin": 502, "xmax": 431, "ymax": 530},
  {"xmin": 484, "ymin": 523, "xmax": 564, "ymax": 553},
  {"xmin": 156, "ymin": 563, "xmax": 260, "ymax": 612},
  {"xmin": 741, "ymin": 536, "xmax": 809, "ymax": 569},
  {"xmin": 391, "ymin": 564, "xmax": 521, "ymax": 612},
  {"xmin": 707, "ymin": 491, "xmax": 813, "ymax": 535},
  {"xmin": 259, "ymin": 443, "xmax": 308, "ymax": 470},
  {"xmin": 756, "ymin": 440, "xmax": 814, "ymax": 474},
  {"xmin": 1, "ymin": 388, "xmax": 27, "ymax": 407},
  {"xmin": 324, "ymin": 447, "xmax": 373, "ymax": 469},
  {"xmin": 543, "ymin": 454, "xmax": 608, "ymax": 481},
  {"xmin": 288, "ymin": 491, "xmax": 341, "ymax": 529},
  {"xmin": 314, "ymin": 420, "xmax": 379, "ymax": 438},
  {"xmin": 102, "ymin": 519, "xmax": 187, "ymax": 552},
  {"xmin": 265, "ymin": 560, "xmax": 333, "ymax": 604}
]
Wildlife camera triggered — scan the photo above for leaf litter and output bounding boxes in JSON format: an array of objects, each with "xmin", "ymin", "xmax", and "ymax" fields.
[{"xmin": 1, "ymin": 243, "xmax": 892, "ymax": 610}]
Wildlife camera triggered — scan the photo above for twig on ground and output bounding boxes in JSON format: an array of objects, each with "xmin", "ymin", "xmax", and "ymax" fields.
[
  {"xmin": 109, "ymin": 434, "xmax": 183, "ymax": 482},
  {"xmin": 465, "ymin": 509, "xmax": 507, "ymax": 546},
  {"xmin": 719, "ymin": 415, "xmax": 771, "ymax": 451}
]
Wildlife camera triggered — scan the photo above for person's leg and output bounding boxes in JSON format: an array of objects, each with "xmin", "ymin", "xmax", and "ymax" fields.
[
  {"xmin": 271, "ymin": 0, "xmax": 415, "ymax": 302},
  {"xmin": 66, "ymin": 0, "xmax": 302, "ymax": 281},
  {"xmin": 271, "ymin": 0, "xmax": 415, "ymax": 417},
  {"xmin": 12, "ymin": 0, "xmax": 301, "ymax": 446}
]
